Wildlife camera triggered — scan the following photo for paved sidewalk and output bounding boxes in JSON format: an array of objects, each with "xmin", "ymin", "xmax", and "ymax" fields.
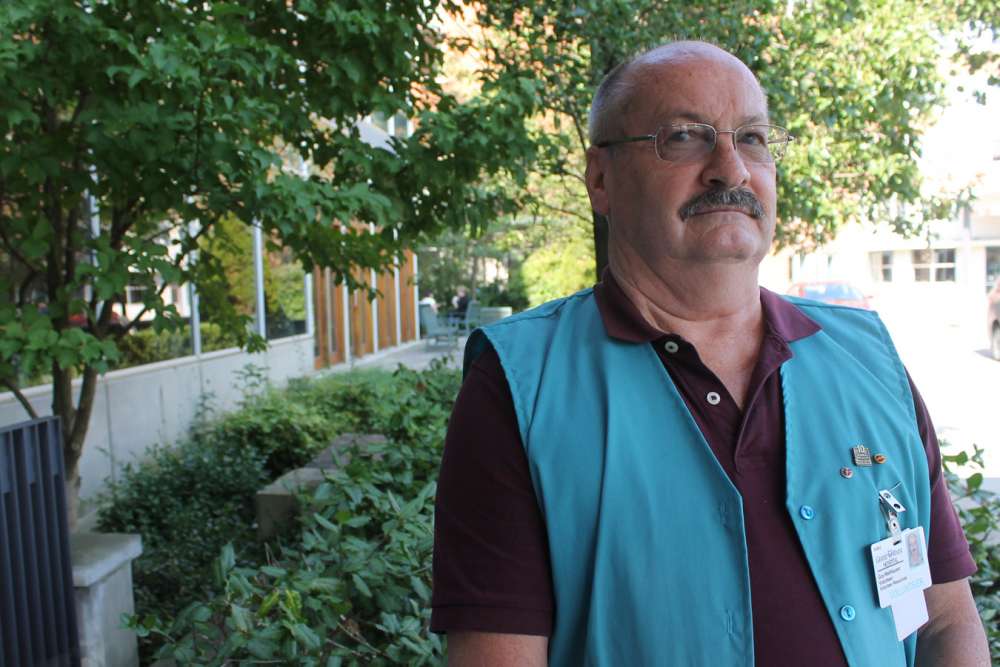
[{"xmin": 352, "ymin": 337, "xmax": 465, "ymax": 372}]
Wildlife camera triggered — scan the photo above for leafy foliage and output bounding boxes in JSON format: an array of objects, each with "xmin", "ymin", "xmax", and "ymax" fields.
[
  {"xmin": 943, "ymin": 444, "xmax": 1000, "ymax": 660},
  {"xmin": 137, "ymin": 439, "xmax": 444, "ymax": 666},
  {"xmin": 465, "ymin": 0, "xmax": 998, "ymax": 274},
  {"xmin": 521, "ymin": 222, "xmax": 595, "ymax": 306},
  {"xmin": 112, "ymin": 322, "xmax": 238, "ymax": 369},
  {"xmin": 100, "ymin": 362, "xmax": 461, "ymax": 663},
  {"xmin": 0, "ymin": 0, "xmax": 534, "ymax": 515}
]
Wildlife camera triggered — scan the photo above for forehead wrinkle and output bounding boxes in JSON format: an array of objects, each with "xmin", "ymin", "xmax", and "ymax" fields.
[
  {"xmin": 647, "ymin": 110, "xmax": 771, "ymax": 127},
  {"xmin": 628, "ymin": 66, "xmax": 770, "ymax": 132}
]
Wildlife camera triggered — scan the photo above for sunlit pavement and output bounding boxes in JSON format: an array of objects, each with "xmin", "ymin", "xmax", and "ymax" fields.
[
  {"xmin": 351, "ymin": 337, "xmax": 465, "ymax": 373},
  {"xmin": 876, "ymin": 299, "xmax": 1000, "ymax": 493}
]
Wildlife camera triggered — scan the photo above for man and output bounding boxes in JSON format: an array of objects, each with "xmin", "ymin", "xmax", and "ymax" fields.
[{"xmin": 431, "ymin": 41, "xmax": 989, "ymax": 666}]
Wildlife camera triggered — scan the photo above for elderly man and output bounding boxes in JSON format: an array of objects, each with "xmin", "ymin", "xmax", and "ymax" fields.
[{"xmin": 431, "ymin": 41, "xmax": 988, "ymax": 666}]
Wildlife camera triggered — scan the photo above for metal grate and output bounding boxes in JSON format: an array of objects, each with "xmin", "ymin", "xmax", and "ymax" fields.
[{"xmin": 0, "ymin": 417, "xmax": 81, "ymax": 667}]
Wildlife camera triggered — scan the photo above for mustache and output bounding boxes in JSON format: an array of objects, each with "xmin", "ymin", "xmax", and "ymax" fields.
[{"xmin": 679, "ymin": 188, "xmax": 765, "ymax": 220}]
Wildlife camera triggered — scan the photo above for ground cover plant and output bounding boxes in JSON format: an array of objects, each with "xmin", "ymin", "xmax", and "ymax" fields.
[
  {"xmin": 943, "ymin": 444, "xmax": 1000, "ymax": 659},
  {"xmin": 98, "ymin": 362, "xmax": 457, "ymax": 663}
]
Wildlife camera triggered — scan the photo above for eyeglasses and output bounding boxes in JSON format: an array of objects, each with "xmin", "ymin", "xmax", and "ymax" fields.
[{"xmin": 595, "ymin": 123, "xmax": 794, "ymax": 164}]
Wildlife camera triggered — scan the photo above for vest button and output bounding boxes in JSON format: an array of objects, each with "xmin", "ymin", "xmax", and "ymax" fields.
[
  {"xmin": 799, "ymin": 505, "xmax": 816, "ymax": 520},
  {"xmin": 840, "ymin": 605, "xmax": 856, "ymax": 621}
]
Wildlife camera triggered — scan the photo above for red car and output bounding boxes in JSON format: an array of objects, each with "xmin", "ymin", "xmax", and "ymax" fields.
[
  {"xmin": 988, "ymin": 277, "xmax": 1000, "ymax": 361},
  {"xmin": 786, "ymin": 281, "xmax": 872, "ymax": 310}
]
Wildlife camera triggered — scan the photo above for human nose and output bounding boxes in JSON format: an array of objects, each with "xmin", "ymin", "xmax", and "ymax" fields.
[{"xmin": 699, "ymin": 129, "xmax": 751, "ymax": 190}]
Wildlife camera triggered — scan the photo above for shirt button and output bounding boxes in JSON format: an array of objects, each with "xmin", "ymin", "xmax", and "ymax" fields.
[
  {"xmin": 799, "ymin": 505, "xmax": 816, "ymax": 520},
  {"xmin": 664, "ymin": 340, "xmax": 679, "ymax": 353},
  {"xmin": 706, "ymin": 391, "xmax": 721, "ymax": 405},
  {"xmin": 840, "ymin": 605, "xmax": 856, "ymax": 622}
]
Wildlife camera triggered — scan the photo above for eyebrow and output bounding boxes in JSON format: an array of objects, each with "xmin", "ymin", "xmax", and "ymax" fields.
[{"xmin": 658, "ymin": 110, "xmax": 771, "ymax": 126}]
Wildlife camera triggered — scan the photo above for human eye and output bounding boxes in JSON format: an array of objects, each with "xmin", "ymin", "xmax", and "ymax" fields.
[
  {"xmin": 664, "ymin": 126, "xmax": 694, "ymax": 143},
  {"xmin": 738, "ymin": 126, "xmax": 769, "ymax": 145}
]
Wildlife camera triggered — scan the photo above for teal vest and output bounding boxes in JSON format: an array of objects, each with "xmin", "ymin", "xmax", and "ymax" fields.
[{"xmin": 464, "ymin": 289, "xmax": 931, "ymax": 667}]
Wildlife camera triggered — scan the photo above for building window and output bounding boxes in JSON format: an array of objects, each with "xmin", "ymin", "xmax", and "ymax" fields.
[
  {"xmin": 870, "ymin": 251, "xmax": 893, "ymax": 282},
  {"xmin": 370, "ymin": 111, "xmax": 388, "ymax": 132},
  {"xmin": 912, "ymin": 248, "xmax": 955, "ymax": 282},
  {"xmin": 934, "ymin": 249, "xmax": 956, "ymax": 281},
  {"xmin": 392, "ymin": 112, "xmax": 408, "ymax": 138},
  {"xmin": 987, "ymin": 247, "xmax": 1000, "ymax": 292},
  {"xmin": 125, "ymin": 284, "xmax": 147, "ymax": 304}
]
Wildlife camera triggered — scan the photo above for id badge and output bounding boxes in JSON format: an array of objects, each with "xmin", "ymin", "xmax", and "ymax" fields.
[{"xmin": 870, "ymin": 526, "xmax": 931, "ymax": 639}]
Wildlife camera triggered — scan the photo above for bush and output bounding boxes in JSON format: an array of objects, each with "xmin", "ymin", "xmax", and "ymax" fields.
[
  {"xmin": 97, "ymin": 439, "xmax": 268, "ymax": 625},
  {"xmin": 209, "ymin": 391, "xmax": 334, "ymax": 478},
  {"xmin": 943, "ymin": 444, "xmax": 1000, "ymax": 659},
  {"xmin": 475, "ymin": 277, "xmax": 529, "ymax": 312},
  {"xmin": 114, "ymin": 322, "xmax": 239, "ymax": 368},
  {"xmin": 101, "ymin": 362, "xmax": 461, "ymax": 663},
  {"xmin": 136, "ymin": 439, "xmax": 444, "ymax": 665}
]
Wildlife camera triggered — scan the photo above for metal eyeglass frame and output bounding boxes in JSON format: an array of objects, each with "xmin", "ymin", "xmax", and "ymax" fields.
[{"xmin": 594, "ymin": 123, "xmax": 795, "ymax": 163}]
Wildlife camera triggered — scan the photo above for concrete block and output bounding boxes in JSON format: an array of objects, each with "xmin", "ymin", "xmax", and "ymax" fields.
[
  {"xmin": 255, "ymin": 467, "xmax": 330, "ymax": 540},
  {"xmin": 256, "ymin": 433, "xmax": 387, "ymax": 540},
  {"xmin": 71, "ymin": 532, "xmax": 143, "ymax": 667}
]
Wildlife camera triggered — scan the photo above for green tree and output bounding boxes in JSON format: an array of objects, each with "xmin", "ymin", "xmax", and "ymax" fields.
[
  {"xmin": 0, "ymin": 0, "xmax": 535, "ymax": 523},
  {"xmin": 470, "ymin": 0, "xmax": 998, "ymax": 275}
]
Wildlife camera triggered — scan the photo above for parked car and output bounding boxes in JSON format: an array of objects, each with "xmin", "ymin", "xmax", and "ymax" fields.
[
  {"xmin": 786, "ymin": 281, "xmax": 872, "ymax": 309},
  {"xmin": 988, "ymin": 277, "xmax": 1000, "ymax": 361}
]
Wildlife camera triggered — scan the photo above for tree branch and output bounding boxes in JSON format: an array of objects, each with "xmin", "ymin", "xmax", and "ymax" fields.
[
  {"xmin": 569, "ymin": 109, "xmax": 589, "ymax": 153},
  {"xmin": 2, "ymin": 378, "xmax": 40, "ymax": 420},
  {"xmin": 118, "ymin": 278, "xmax": 175, "ymax": 336},
  {"xmin": 17, "ymin": 269, "xmax": 39, "ymax": 308},
  {"xmin": 533, "ymin": 198, "xmax": 591, "ymax": 224},
  {"xmin": 0, "ymin": 217, "xmax": 44, "ymax": 273},
  {"xmin": 68, "ymin": 90, "xmax": 90, "ymax": 128}
]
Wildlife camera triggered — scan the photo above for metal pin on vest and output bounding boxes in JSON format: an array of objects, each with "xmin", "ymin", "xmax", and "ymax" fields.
[{"xmin": 852, "ymin": 444, "xmax": 873, "ymax": 466}]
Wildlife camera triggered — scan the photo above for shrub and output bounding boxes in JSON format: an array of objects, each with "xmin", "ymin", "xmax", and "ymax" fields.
[
  {"xmin": 97, "ymin": 439, "xmax": 268, "ymax": 623},
  {"xmin": 209, "ymin": 390, "xmax": 334, "ymax": 478},
  {"xmin": 135, "ymin": 439, "xmax": 444, "ymax": 665},
  {"xmin": 101, "ymin": 363, "xmax": 460, "ymax": 663},
  {"xmin": 943, "ymin": 444, "xmax": 1000, "ymax": 659},
  {"xmin": 114, "ymin": 322, "xmax": 239, "ymax": 368},
  {"xmin": 96, "ymin": 376, "xmax": 371, "ymax": 643}
]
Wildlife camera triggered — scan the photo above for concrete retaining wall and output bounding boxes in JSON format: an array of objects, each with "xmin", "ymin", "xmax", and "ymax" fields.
[{"xmin": 0, "ymin": 334, "xmax": 315, "ymax": 510}]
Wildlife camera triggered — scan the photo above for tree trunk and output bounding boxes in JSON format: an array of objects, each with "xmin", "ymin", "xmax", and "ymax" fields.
[
  {"xmin": 64, "ymin": 471, "xmax": 81, "ymax": 531},
  {"xmin": 592, "ymin": 211, "xmax": 609, "ymax": 280},
  {"xmin": 53, "ymin": 364, "xmax": 99, "ymax": 529}
]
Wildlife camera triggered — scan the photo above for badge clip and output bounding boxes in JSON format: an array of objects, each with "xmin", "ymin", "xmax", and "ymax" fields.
[{"xmin": 878, "ymin": 487, "xmax": 906, "ymax": 542}]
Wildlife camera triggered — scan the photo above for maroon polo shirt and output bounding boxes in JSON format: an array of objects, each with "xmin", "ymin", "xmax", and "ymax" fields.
[{"xmin": 431, "ymin": 272, "xmax": 976, "ymax": 664}]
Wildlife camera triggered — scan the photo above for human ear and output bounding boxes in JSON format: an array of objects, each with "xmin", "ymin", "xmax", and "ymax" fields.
[{"xmin": 585, "ymin": 146, "xmax": 611, "ymax": 216}]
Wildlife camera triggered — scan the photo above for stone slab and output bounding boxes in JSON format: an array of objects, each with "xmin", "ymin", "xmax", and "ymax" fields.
[
  {"xmin": 71, "ymin": 532, "xmax": 143, "ymax": 588},
  {"xmin": 255, "ymin": 467, "xmax": 331, "ymax": 540}
]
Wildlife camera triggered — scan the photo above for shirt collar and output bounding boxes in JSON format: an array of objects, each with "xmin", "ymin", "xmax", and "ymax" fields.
[{"xmin": 593, "ymin": 268, "xmax": 820, "ymax": 344}]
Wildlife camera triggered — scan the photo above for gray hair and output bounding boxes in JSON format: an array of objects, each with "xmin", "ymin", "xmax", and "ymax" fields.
[{"xmin": 588, "ymin": 58, "xmax": 639, "ymax": 147}]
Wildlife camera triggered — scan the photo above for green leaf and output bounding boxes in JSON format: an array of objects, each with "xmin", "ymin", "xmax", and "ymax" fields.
[
  {"xmin": 967, "ymin": 473, "xmax": 983, "ymax": 492},
  {"xmin": 351, "ymin": 573, "xmax": 371, "ymax": 598},
  {"xmin": 229, "ymin": 604, "xmax": 252, "ymax": 633},
  {"xmin": 288, "ymin": 622, "xmax": 321, "ymax": 651},
  {"xmin": 313, "ymin": 512, "xmax": 338, "ymax": 532}
]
